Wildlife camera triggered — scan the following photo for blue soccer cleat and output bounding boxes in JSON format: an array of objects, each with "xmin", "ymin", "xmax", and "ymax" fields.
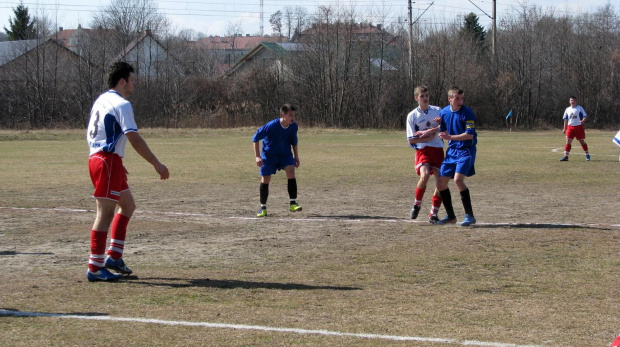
[
  {"xmin": 585, "ymin": 154, "xmax": 590, "ymax": 161},
  {"xmin": 460, "ymin": 214, "xmax": 477, "ymax": 226},
  {"xmin": 87, "ymin": 268, "xmax": 123, "ymax": 282},
  {"xmin": 436, "ymin": 216, "xmax": 457, "ymax": 225},
  {"xmin": 104, "ymin": 256, "xmax": 133, "ymax": 275},
  {"xmin": 560, "ymin": 156, "xmax": 568, "ymax": 161}
]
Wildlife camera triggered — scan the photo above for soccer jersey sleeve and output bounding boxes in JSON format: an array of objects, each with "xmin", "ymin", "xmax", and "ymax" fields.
[
  {"xmin": 405, "ymin": 111, "xmax": 417, "ymax": 140},
  {"xmin": 116, "ymin": 102, "xmax": 138, "ymax": 134},
  {"xmin": 464, "ymin": 108, "xmax": 476, "ymax": 135}
]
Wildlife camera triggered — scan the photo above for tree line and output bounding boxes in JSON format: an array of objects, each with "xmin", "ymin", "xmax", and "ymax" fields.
[{"xmin": 0, "ymin": 1, "xmax": 618, "ymax": 129}]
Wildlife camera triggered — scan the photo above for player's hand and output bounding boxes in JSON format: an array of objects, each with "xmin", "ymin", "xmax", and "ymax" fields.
[
  {"xmin": 433, "ymin": 116, "xmax": 441, "ymax": 123},
  {"xmin": 155, "ymin": 162, "xmax": 169, "ymax": 180},
  {"xmin": 439, "ymin": 131, "xmax": 451, "ymax": 140},
  {"xmin": 295, "ymin": 157, "xmax": 300, "ymax": 168},
  {"xmin": 562, "ymin": 129, "xmax": 566, "ymax": 134},
  {"xmin": 256, "ymin": 157, "xmax": 263, "ymax": 167}
]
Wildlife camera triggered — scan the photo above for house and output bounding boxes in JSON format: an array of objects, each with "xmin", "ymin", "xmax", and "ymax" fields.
[
  {"xmin": 0, "ymin": 38, "xmax": 88, "ymax": 82},
  {"xmin": 226, "ymin": 42, "xmax": 308, "ymax": 78},
  {"xmin": 195, "ymin": 35, "xmax": 288, "ymax": 67},
  {"xmin": 116, "ymin": 30, "xmax": 182, "ymax": 77}
]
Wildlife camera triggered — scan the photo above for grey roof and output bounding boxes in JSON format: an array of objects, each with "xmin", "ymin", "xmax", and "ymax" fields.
[{"xmin": 0, "ymin": 39, "xmax": 42, "ymax": 66}]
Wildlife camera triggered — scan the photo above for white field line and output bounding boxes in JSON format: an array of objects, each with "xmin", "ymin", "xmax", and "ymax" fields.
[
  {"xmin": 0, "ymin": 309, "xmax": 541, "ymax": 347},
  {"xmin": 1, "ymin": 206, "xmax": 618, "ymax": 228}
]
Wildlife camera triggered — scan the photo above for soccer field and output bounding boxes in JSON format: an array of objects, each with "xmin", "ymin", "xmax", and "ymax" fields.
[{"xmin": 0, "ymin": 128, "xmax": 619, "ymax": 346}]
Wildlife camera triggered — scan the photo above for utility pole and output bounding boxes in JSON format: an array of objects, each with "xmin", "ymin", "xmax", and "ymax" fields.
[
  {"xmin": 260, "ymin": 0, "xmax": 264, "ymax": 36},
  {"xmin": 408, "ymin": 0, "xmax": 414, "ymax": 83},
  {"xmin": 492, "ymin": 0, "xmax": 496, "ymax": 56}
]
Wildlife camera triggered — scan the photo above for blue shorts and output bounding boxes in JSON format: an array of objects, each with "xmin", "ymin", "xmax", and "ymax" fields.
[
  {"xmin": 260, "ymin": 153, "xmax": 296, "ymax": 176},
  {"xmin": 440, "ymin": 147, "xmax": 476, "ymax": 178}
]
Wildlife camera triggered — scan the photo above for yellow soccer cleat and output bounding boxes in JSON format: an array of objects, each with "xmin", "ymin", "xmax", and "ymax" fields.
[
  {"xmin": 289, "ymin": 204, "xmax": 302, "ymax": 212},
  {"xmin": 257, "ymin": 208, "xmax": 267, "ymax": 217}
]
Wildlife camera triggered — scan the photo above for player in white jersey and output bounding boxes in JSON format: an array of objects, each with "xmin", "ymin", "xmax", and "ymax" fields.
[
  {"xmin": 406, "ymin": 86, "xmax": 444, "ymax": 224},
  {"xmin": 85, "ymin": 62, "xmax": 169, "ymax": 282},
  {"xmin": 560, "ymin": 96, "xmax": 590, "ymax": 161}
]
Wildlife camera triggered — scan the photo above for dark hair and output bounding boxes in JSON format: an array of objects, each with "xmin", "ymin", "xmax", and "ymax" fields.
[
  {"xmin": 569, "ymin": 95, "xmax": 577, "ymax": 100},
  {"xmin": 107, "ymin": 62, "xmax": 134, "ymax": 89},
  {"xmin": 280, "ymin": 103, "xmax": 298, "ymax": 114}
]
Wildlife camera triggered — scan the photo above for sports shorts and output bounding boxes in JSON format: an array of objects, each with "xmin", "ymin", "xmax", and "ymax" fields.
[
  {"xmin": 415, "ymin": 146, "xmax": 444, "ymax": 176},
  {"xmin": 89, "ymin": 151, "xmax": 129, "ymax": 201},
  {"xmin": 440, "ymin": 147, "xmax": 476, "ymax": 178},
  {"xmin": 566, "ymin": 125, "xmax": 586, "ymax": 140},
  {"xmin": 260, "ymin": 153, "xmax": 296, "ymax": 176}
]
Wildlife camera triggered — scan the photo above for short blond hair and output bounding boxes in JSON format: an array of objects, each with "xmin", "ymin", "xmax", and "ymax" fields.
[
  {"xmin": 448, "ymin": 86, "xmax": 464, "ymax": 98},
  {"xmin": 414, "ymin": 86, "xmax": 429, "ymax": 97}
]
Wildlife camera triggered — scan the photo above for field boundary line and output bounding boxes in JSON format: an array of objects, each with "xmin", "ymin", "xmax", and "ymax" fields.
[
  {"xmin": 1, "ymin": 206, "xmax": 618, "ymax": 228},
  {"xmin": 0, "ymin": 309, "xmax": 542, "ymax": 347}
]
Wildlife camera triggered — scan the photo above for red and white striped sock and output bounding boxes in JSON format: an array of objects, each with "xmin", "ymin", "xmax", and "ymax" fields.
[
  {"xmin": 414, "ymin": 188, "xmax": 425, "ymax": 206},
  {"xmin": 430, "ymin": 195, "xmax": 442, "ymax": 216},
  {"xmin": 88, "ymin": 230, "xmax": 108, "ymax": 272},
  {"xmin": 108, "ymin": 214, "xmax": 130, "ymax": 260}
]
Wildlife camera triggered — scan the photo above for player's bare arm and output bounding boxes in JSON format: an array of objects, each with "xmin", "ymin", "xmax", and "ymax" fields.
[
  {"xmin": 439, "ymin": 131, "xmax": 473, "ymax": 141},
  {"xmin": 253, "ymin": 142, "xmax": 263, "ymax": 167},
  {"xmin": 126, "ymin": 132, "xmax": 169, "ymax": 180},
  {"xmin": 293, "ymin": 145, "xmax": 300, "ymax": 168}
]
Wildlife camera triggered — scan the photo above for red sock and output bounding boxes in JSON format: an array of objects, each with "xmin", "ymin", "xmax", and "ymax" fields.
[
  {"xmin": 564, "ymin": 144, "xmax": 571, "ymax": 156},
  {"xmin": 89, "ymin": 230, "xmax": 108, "ymax": 272},
  {"xmin": 414, "ymin": 188, "xmax": 425, "ymax": 205},
  {"xmin": 430, "ymin": 195, "xmax": 442, "ymax": 216},
  {"xmin": 581, "ymin": 143, "xmax": 588, "ymax": 152},
  {"xmin": 108, "ymin": 214, "xmax": 130, "ymax": 260}
]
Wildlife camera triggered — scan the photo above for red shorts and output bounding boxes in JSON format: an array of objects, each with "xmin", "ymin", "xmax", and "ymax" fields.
[
  {"xmin": 415, "ymin": 146, "xmax": 444, "ymax": 176},
  {"xmin": 566, "ymin": 125, "xmax": 586, "ymax": 140},
  {"xmin": 89, "ymin": 152, "xmax": 128, "ymax": 201}
]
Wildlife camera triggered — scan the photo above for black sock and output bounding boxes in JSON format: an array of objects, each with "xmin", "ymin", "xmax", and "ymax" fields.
[
  {"xmin": 260, "ymin": 183, "xmax": 269, "ymax": 205},
  {"xmin": 460, "ymin": 189, "xmax": 474, "ymax": 216},
  {"xmin": 287, "ymin": 178, "xmax": 297, "ymax": 204},
  {"xmin": 439, "ymin": 188, "xmax": 456, "ymax": 219}
]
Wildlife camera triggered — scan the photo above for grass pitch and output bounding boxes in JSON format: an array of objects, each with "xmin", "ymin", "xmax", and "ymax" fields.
[{"xmin": 0, "ymin": 128, "xmax": 619, "ymax": 346}]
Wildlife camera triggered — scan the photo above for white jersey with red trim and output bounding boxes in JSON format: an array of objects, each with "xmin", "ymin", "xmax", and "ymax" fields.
[
  {"xmin": 86, "ymin": 90, "xmax": 138, "ymax": 157},
  {"xmin": 563, "ymin": 105, "xmax": 587, "ymax": 127},
  {"xmin": 406, "ymin": 106, "xmax": 444, "ymax": 149}
]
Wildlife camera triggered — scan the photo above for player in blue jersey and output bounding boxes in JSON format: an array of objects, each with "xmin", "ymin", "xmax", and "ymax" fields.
[
  {"xmin": 252, "ymin": 104, "xmax": 302, "ymax": 217},
  {"xmin": 435, "ymin": 87, "xmax": 477, "ymax": 226},
  {"xmin": 85, "ymin": 62, "xmax": 169, "ymax": 282},
  {"xmin": 560, "ymin": 96, "xmax": 590, "ymax": 161}
]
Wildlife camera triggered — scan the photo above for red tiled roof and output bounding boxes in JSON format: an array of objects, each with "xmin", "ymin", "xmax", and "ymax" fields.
[{"xmin": 196, "ymin": 35, "xmax": 287, "ymax": 50}]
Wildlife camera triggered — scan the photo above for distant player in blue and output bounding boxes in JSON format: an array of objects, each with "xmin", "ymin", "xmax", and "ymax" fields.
[
  {"xmin": 252, "ymin": 104, "xmax": 302, "ymax": 217},
  {"xmin": 436, "ymin": 87, "xmax": 477, "ymax": 226}
]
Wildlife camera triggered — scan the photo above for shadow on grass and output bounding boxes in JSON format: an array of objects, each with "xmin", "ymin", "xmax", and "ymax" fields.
[
  {"xmin": 310, "ymin": 214, "xmax": 401, "ymax": 221},
  {"xmin": 0, "ymin": 308, "xmax": 108, "ymax": 318},
  {"xmin": 0, "ymin": 251, "xmax": 54, "ymax": 256},
  {"xmin": 124, "ymin": 277, "xmax": 362, "ymax": 291},
  {"xmin": 472, "ymin": 223, "xmax": 613, "ymax": 231}
]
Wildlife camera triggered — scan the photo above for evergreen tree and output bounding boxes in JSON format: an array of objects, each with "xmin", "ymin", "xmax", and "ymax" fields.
[
  {"xmin": 3, "ymin": 2, "xmax": 36, "ymax": 40},
  {"xmin": 462, "ymin": 12, "xmax": 486, "ymax": 43}
]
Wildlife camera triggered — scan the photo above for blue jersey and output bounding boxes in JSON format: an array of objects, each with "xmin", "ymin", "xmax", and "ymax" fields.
[
  {"xmin": 440, "ymin": 105, "xmax": 477, "ymax": 149},
  {"xmin": 252, "ymin": 118, "xmax": 299, "ymax": 157}
]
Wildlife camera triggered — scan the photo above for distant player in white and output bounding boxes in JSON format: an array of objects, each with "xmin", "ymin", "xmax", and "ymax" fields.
[
  {"xmin": 560, "ymin": 96, "xmax": 590, "ymax": 161},
  {"xmin": 406, "ymin": 86, "xmax": 444, "ymax": 223},
  {"xmin": 85, "ymin": 62, "xmax": 169, "ymax": 282},
  {"xmin": 614, "ymin": 130, "xmax": 620, "ymax": 162}
]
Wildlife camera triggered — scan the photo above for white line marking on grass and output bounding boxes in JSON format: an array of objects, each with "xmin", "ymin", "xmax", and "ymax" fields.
[
  {"xmin": 1, "ymin": 206, "xmax": 618, "ymax": 228},
  {"xmin": 0, "ymin": 309, "xmax": 541, "ymax": 347}
]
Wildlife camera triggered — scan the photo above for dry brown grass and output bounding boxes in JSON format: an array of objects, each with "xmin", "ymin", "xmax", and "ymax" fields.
[{"xmin": 0, "ymin": 128, "xmax": 619, "ymax": 346}]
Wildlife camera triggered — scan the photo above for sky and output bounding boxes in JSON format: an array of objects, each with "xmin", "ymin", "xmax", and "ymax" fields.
[{"xmin": 0, "ymin": 0, "xmax": 616, "ymax": 38}]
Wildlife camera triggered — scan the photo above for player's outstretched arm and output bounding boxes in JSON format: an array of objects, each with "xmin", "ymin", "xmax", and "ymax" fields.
[{"xmin": 126, "ymin": 132, "xmax": 169, "ymax": 180}]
